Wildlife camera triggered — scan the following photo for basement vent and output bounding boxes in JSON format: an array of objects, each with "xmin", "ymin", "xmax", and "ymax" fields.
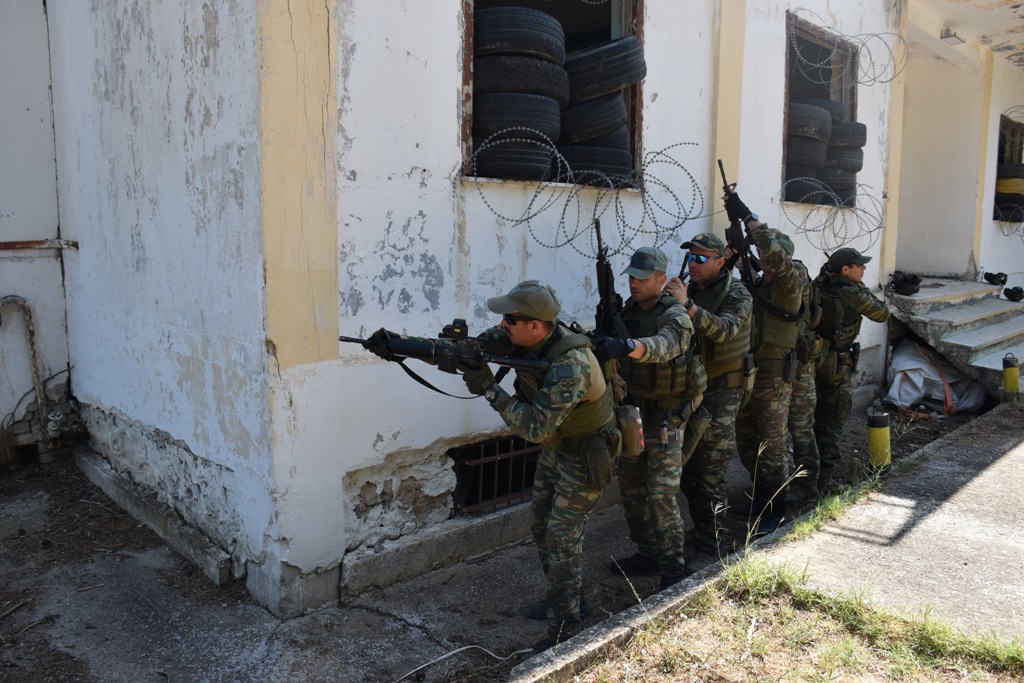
[{"xmin": 450, "ymin": 436, "xmax": 540, "ymax": 515}]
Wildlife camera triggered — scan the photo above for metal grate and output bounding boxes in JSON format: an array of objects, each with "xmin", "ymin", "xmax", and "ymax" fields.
[{"xmin": 450, "ymin": 435, "xmax": 540, "ymax": 515}]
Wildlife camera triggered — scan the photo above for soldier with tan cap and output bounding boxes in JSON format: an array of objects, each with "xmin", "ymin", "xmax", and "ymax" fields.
[{"xmin": 367, "ymin": 279, "xmax": 619, "ymax": 655}]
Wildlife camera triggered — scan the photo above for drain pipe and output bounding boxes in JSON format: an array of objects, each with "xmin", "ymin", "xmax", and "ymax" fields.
[{"xmin": 0, "ymin": 295, "xmax": 51, "ymax": 449}]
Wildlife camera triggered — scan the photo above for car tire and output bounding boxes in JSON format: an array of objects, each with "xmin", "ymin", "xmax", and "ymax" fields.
[
  {"xmin": 554, "ymin": 145, "xmax": 634, "ymax": 185},
  {"xmin": 787, "ymin": 103, "xmax": 833, "ymax": 143},
  {"xmin": 559, "ymin": 93, "xmax": 628, "ymax": 144},
  {"xmin": 829, "ymin": 121, "xmax": 867, "ymax": 148},
  {"xmin": 471, "ymin": 138, "xmax": 554, "ymax": 181},
  {"xmin": 474, "ymin": 7, "xmax": 566, "ymax": 65},
  {"xmin": 786, "ymin": 136, "xmax": 828, "ymax": 168},
  {"xmin": 824, "ymin": 146, "xmax": 864, "ymax": 173},
  {"xmin": 564, "ymin": 36, "xmax": 647, "ymax": 105},
  {"xmin": 472, "ymin": 93, "xmax": 561, "ymax": 141},
  {"xmin": 473, "ymin": 55, "xmax": 570, "ymax": 109}
]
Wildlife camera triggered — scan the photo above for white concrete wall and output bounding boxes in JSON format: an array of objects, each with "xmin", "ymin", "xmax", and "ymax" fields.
[
  {"xmin": 0, "ymin": 1, "xmax": 69, "ymax": 426},
  {"xmin": 980, "ymin": 58, "xmax": 1024, "ymax": 290},
  {"xmin": 897, "ymin": 41, "xmax": 986, "ymax": 277},
  {"xmin": 47, "ymin": 1, "xmax": 274, "ymax": 572}
]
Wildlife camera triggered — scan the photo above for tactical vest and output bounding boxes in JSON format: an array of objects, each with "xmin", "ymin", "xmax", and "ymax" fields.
[
  {"xmin": 513, "ymin": 324, "xmax": 615, "ymax": 438},
  {"xmin": 617, "ymin": 295, "xmax": 704, "ymax": 400},
  {"xmin": 815, "ymin": 275, "xmax": 864, "ymax": 352},
  {"xmin": 691, "ymin": 271, "xmax": 751, "ymax": 378},
  {"xmin": 751, "ymin": 273, "xmax": 802, "ymax": 353}
]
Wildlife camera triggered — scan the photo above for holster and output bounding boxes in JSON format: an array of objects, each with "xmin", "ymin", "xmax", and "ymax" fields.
[
  {"xmin": 579, "ymin": 426, "xmax": 619, "ymax": 488},
  {"xmin": 614, "ymin": 404, "xmax": 644, "ymax": 457},
  {"xmin": 681, "ymin": 404, "xmax": 712, "ymax": 465},
  {"xmin": 784, "ymin": 350, "xmax": 798, "ymax": 382},
  {"xmin": 850, "ymin": 342, "xmax": 861, "ymax": 374},
  {"xmin": 741, "ymin": 353, "xmax": 757, "ymax": 393}
]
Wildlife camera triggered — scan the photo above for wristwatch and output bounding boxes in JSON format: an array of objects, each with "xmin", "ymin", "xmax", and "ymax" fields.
[
  {"xmin": 484, "ymin": 386, "xmax": 498, "ymax": 403},
  {"xmin": 625, "ymin": 338, "xmax": 637, "ymax": 354},
  {"xmin": 744, "ymin": 213, "xmax": 759, "ymax": 225},
  {"xmin": 684, "ymin": 299, "xmax": 695, "ymax": 311}
]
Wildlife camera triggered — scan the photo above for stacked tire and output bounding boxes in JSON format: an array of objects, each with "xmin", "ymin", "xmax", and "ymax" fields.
[
  {"xmin": 994, "ymin": 164, "xmax": 1024, "ymax": 222},
  {"xmin": 471, "ymin": 7, "xmax": 568, "ymax": 181},
  {"xmin": 785, "ymin": 100, "xmax": 867, "ymax": 208},
  {"xmin": 554, "ymin": 35, "xmax": 647, "ymax": 186},
  {"xmin": 784, "ymin": 102, "xmax": 832, "ymax": 203}
]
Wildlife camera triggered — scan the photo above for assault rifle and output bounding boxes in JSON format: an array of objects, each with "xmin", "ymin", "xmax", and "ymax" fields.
[
  {"xmin": 717, "ymin": 160, "xmax": 761, "ymax": 290},
  {"xmin": 593, "ymin": 218, "xmax": 630, "ymax": 339},
  {"xmin": 340, "ymin": 320, "xmax": 550, "ymax": 397}
]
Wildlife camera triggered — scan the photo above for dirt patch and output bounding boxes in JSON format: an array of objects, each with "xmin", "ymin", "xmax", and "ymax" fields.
[{"xmin": 0, "ymin": 401, "xmax": 991, "ymax": 682}]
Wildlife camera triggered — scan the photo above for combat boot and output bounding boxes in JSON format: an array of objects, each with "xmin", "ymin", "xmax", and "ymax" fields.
[
  {"xmin": 787, "ymin": 476, "xmax": 818, "ymax": 504},
  {"xmin": 607, "ymin": 552, "xmax": 659, "ymax": 577},
  {"xmin": 816, "ymin": 465, "xmax": 834, "ymax": 494}
]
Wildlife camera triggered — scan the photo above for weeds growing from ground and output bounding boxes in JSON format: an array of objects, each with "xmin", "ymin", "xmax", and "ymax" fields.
[{"xmin": 572, "ymin": 556, "xmax": 1024, "ymax": 682}]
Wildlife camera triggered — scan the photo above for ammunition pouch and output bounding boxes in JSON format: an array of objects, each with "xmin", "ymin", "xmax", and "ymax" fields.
[
  {"xmin": 850, "ymin": 342, "xmax": 861, "ymax": 374},
  {"xmin": 785, "ymin": 350, "xmax": 798, "ymax": 382},
  {"xmin": 796, "ymin": 333, "xmax": 825, "ymax": 365}
]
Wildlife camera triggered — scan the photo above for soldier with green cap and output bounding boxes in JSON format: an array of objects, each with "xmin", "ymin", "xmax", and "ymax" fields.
[
  {"xmin": 665, "ymin": 231, "xmax": 752, "ymax": 573},
  {"xmin": 813, "ymin": 248, "xmax": 890, "ymax": 492},
  {"xmin": 592, "ymin": 246, "xmax": 705, "ymax": 589},
  {"xmin": 365, "ymin": 280, "xmax": 620, "ymax": 653}
]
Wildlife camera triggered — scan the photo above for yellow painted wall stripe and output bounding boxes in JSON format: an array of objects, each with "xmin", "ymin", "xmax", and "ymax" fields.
[{"xmin": 258, "ymin": 0, "xmax": 339, "ymax": 370}]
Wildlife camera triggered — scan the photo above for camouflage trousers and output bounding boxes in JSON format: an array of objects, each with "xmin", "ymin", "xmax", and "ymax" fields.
[
  {"xmin": 680, "ymin": 385, "xmax": 744, "ymax": 552},
  {"xmin": 736, "ymin": 371, "xmax": 793, "ymax": 494},
  {"xmin": 618, "ymin": 402, "xmax": 686, "ymax": 579},
  {"xmin": 531, "ymin": 443, "xmax": 607, "ymax": 641},
  {"xmin": 788, "ymin": 359, "xmax": 821, "ymax": 485},
  {"xmin": 814, "ymin": 364, "xmax": 853, "ymax": 471}
]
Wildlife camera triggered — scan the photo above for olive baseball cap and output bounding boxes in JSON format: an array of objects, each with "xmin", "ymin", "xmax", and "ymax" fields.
[
  {"xmin": 486, "ymin": 280, "xmax": 561, "ymax": 321},
  {"xmin": 770, "ymin": 229, "xmax": 795, "ymax": 257},
  {"xmin": 680, "ymin": 232, "xmax": 727, "ymax": 257},
  {"xmin": 827, "ymin": 247, "xmax": 871, "ymax": 270},
  {"xmin": 622, "ymin": 246, "xmax": 668, "ymax": 279}
]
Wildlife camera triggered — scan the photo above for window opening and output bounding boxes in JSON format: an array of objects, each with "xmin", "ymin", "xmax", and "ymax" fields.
[
  {"xmin": 994, "ymin": 114, "xmax": 1024, "ymax": 222},
  {"xmin": 465, "ymin": 0, "xmax": 645, "ymax": 186},
  {"xmin": 783, "ymin": 14, "xmax": 862, "ymax": 208},
  {"xmin": 450, "ymin": 435, "xmax": 540, "ymax": 515}
]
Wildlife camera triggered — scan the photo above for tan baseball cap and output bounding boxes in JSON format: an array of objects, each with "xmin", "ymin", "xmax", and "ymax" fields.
[{"xmin": 486, "ymin": 280, "xmax": 561, "ymax": 321}]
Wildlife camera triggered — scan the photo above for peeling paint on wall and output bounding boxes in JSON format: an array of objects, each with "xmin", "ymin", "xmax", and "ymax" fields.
[{"xmin": 342, "ymin": 448, "xmax": 455, "ymax": 552}]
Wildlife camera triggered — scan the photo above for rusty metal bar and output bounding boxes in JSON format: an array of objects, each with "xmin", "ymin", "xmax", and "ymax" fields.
[
  {"xmin": 0, "ymin": 239, "xmax": 79, "ymax": 251},
  {"xmin": 451, "ymin": 436, "xmax": 540, "ymax": 515}
]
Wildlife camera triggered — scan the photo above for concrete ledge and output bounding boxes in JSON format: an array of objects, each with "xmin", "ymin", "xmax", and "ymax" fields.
[
  {"xmin": 342, "ymin": 484, "xmax": 622, "ymax": 596},
  {"xmin": 74, "ymin": 446, "xmax": 232, "ymax": 585}
]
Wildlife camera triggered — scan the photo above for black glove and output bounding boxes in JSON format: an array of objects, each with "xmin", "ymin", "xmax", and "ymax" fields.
[
  {"xmin": 364, "ymin": 328, "xmax": 398, "ymax": 361},
  {"xmin": 724, "ymin": 192, "xmax": 752, "ymax": 224},
  {"xmin": 592, "ymin": 335, "xmax": 630, "ymax": 363},
  {"xmin": 463, "ymin": 363, "xmax": 496, "ymax": 396}
]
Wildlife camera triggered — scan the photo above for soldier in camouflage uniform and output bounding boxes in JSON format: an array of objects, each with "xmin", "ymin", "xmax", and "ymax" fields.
[
  {"xmin": 728, "ymin": 193, "xmax": 802, "ymax": 536},
  {"xmin": 665, "ymin": 232, "xmax": 752, "ymax": 573},
  {"xmin": 592, "ymin": 247, "xmax": 705, "ymax": 589},
  {"xmin": 814, "ymin": 248, "xmax": 890, "ymax": 491},
  {"xmin": 782, "ymin": 234, "xmax": 826, "ymax": 504},
  {"xmin": 366, "ymin": 280, "xmax": 620, "ymax": 652}
]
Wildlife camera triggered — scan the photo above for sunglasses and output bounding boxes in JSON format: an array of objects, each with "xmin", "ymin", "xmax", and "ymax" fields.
[
  {"xmin": 685, "ymin": 253, "xmax": 714, "ymax": 264},
  {"xmin": 502, "ymin": 313, "xmax": 534, "ymax": 325}
]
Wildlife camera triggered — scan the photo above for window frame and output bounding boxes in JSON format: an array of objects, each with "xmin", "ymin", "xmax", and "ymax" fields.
[
  {"xmin": 782, "ymin": 12, "xmax": 860, "ymax": 206},
  {"xmin": 461, "ymin": 0, "xmax": 645, "ymax": 184}
]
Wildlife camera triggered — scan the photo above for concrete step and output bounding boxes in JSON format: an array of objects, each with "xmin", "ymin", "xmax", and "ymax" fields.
[
  {"xmin": 910, "ymin": 297, "xmax": 1024, "ymax": 340},
  {"xmin": 936, "ymin": 317, "xmax": 1024, "ymax": 366},
  {"xmin": 967, "ymin": 341, "xmax": 1024, "ymax": 397},
  {"xmin": 888, "ymin": 277, "xmax": 1002, "ymax": 319}
]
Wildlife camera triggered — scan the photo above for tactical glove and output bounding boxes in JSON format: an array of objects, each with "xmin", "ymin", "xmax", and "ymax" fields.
[
  {"xmin": 724, "ymin": 192, "xmax": 752, "ymax": 224},
  {"xmin": 592, "ymin": 335, "xmax": 630, "ymax": 363},
  {"xmin": 364, "ymin": 328, "xmax": 399, "ymax": 361},
  {"xmin": 463, "ymin": 363, "xmax": 496, "ymax": 396}
]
